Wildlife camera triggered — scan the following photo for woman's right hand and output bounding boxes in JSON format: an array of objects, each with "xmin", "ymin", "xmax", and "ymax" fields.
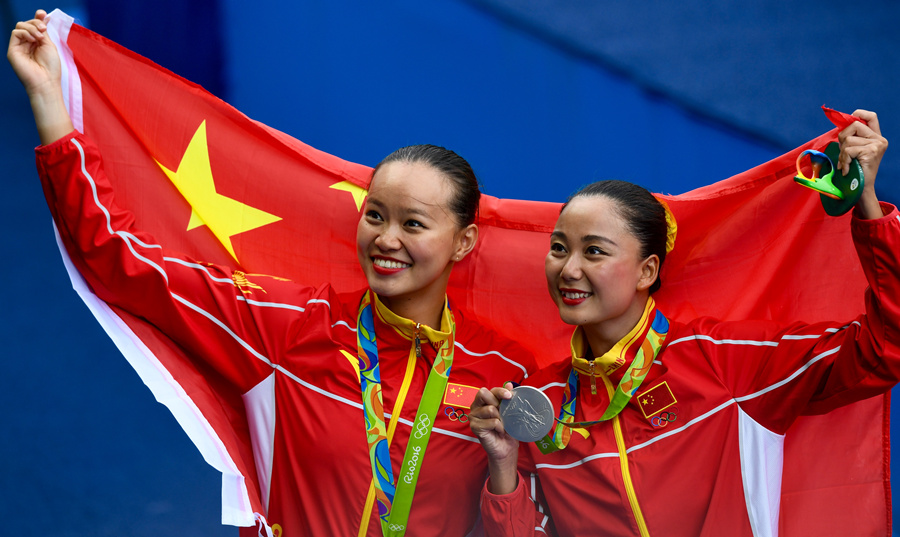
[
  {"xmin": 470, "ymin": 383, "xmax": 521, "ymax": 494},
  {"xmin": 8, "ymin": 9, "xmax": 74, "ymax": 145},
  {"xmin": 8, "ymin": 10, "xmax": 60, "ymax": 96}
]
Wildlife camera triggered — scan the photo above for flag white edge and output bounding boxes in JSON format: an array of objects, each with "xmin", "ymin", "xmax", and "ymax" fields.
[{"xmin": 52, "ymin": 182, "xmax": 255, "ymax": 529}]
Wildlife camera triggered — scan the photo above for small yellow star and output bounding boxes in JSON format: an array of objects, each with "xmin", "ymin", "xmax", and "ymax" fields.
[
  {"xmin": 156, "ymin": 121, "xmax": 282, "ymax": 263},
  {"xmin": 329, "ymin": 180, "xmax": 368, "ymax": 211}
]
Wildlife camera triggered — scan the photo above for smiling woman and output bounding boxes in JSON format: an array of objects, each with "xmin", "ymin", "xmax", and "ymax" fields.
[
  {"xmin": 469, "ymin": 112, "xmax": 900, "ymax": 536},
  {"xmin": 357, "ymin": 145, "xmax": 479, "ymax": 329},
  {"xmin": 544, "ymin": 180, "xmax": 673, "ymax": 356},
  {"xmin": 9, "ymin": 10, "xmax": 537, "ymax": 537}
]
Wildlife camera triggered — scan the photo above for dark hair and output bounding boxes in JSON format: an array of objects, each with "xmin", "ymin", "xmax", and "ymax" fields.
[
  {"xmin": 373, "ymin": 145, "xmax": 481, "ymax": 227},
  {"xmin": 562, "ymin": 180, "xmax": 669, "ymax": 293}
]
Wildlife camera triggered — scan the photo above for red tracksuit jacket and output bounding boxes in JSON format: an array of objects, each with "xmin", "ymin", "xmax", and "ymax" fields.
[
  {"xmin": 482, "ymin": 202, "xmax": 900, "ymax": 537},
  {"xmin": 37, "ymin": 132, "xmax": 537, "ymax": 536}
]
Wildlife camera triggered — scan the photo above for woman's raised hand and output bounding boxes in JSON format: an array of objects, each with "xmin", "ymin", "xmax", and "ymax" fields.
[
  {"xmin": 838, "ymin": 110, "xmax": 889, "ymax": 219},
  {"xmin": 7, "ymin": 9, "xmax": 74, "ymax": 145},
  {"xmin": 8, "ymin": 10, "xmax": 59, "ymax": 96}
]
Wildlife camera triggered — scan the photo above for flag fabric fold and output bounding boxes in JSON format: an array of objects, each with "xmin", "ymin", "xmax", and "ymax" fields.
[{"xmin": 42, "ymin": 9, "xmax": 889, "ymax": 535}]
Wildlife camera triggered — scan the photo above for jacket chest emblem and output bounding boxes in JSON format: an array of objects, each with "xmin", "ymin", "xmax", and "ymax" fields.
[
  {"xmin": 442, "ymin": 382, "xmax": 479, "ymax": 423},
  {"xmin": 637, "ymin": 381, "xmax": 680, "ymax": 428}
]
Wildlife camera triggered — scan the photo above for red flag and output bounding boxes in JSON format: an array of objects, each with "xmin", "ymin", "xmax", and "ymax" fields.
[
  {"xmin": 43, "ymin": 9, "xmax": 889, "ymax": 535},
  {"xmin": 822, "ymin": 105, "xmax": 868, "ymax": 130},
  {"xmin": 637, "ymin": 381, "xmax": 677, "ymax": 419},
  {"xmin": 443, "ymin": 383, "xmax": 481, "ymax": 409}
]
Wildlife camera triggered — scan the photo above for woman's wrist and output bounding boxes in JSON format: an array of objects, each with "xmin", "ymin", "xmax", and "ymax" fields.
[
  {"xmin": 857, "ymin": 188, "xmax": 883, "ymax": 220},
  {"xmin": 487, "ymin": 453, "xmax": 519, "ymax": 495},
  {"xmin": 29, "ymin": 85, "xmax": 74, "ymax": 145}
]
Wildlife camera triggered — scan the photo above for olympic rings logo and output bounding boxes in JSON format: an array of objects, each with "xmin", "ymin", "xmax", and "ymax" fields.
[
  {"xmin": 650, "ymin": 408, "xmax": 678, "ymax": 428},
  {"xmin": 414, "ymin": 413, "xmax": 432, "ymax": 439},
  {"xmin": 444, "ymin": 406, "xmax": 469, "ymax": 423},
  {"xmin": 389, "ymin": 523, "xmax": 406, "ymax": 531}
]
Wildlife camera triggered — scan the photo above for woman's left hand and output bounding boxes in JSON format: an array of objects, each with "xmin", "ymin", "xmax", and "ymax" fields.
[{"xmin": 838, "ymin": 110, "xmax": 888, "ymax": 219}]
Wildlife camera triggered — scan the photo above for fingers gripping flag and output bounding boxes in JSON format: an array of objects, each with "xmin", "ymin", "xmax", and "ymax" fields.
[{"xmin": 43, "ymin": 9, "xmax": 889, "ymax": 536}]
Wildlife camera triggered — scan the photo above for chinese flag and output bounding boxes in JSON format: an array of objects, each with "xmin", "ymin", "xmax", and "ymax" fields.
[
  {"xmin": 637, "ymin": 382, "xmax": 678, "ymax": 419},
  {"xmin": 43, "ymin": 9, "xmax": 889, "ymax": 535},
  {"xmin": 443, "ymin": 383, "xmax": 481, "ymax": 409}
]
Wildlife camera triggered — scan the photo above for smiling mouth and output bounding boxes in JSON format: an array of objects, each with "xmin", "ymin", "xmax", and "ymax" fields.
[
  {"xmin": 561, "ymin": 290, "xmax": 592, "ymax": 300},
  {"xmin": 373, "ymin": 258, "xmax": 412, "ymax": 270}
]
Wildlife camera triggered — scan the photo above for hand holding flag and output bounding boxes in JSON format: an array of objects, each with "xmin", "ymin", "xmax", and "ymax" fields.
[
  {"xmin": 8, "ymin": 9, "xmax": 74, "ymax": 146},
  {"xmin": 836, "ymin": 109, "xmax": 888, "ymax": 220}
]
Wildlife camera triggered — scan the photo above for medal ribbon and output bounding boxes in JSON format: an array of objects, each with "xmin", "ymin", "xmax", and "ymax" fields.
[
  {"xmin": 537, "ymin": 298, "xmax": 668, "ymax": 454},
  {"xmin": 356, "ymin": 291, "xmax": 455, "ymax": 537}
]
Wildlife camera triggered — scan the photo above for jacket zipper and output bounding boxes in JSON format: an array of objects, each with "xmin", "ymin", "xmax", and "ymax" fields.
[{"xmin": 601, "ymin": 374, "xmax": 650, "ymax": 537}]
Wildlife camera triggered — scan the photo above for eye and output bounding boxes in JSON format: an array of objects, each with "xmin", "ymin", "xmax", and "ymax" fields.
[
  {"xmin": 586, "ymin": 245, "xmax": 607, "ymax": 256},
  {"xmin": 365, "ymin": 210, "xmax": 383, "ymax": 222},
  {"xmin": 405, "ymin": 219, "xmax": 425, "ymax": 229},
  {"xmin": 549, "ymin": 242, "xmax": 567, "ymax": 255}
]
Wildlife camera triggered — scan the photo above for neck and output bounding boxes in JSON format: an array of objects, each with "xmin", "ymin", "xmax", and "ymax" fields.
[
  {"xmin": 377, "ymin": 293, "xmax": 445, "ymax": 329},
  {"xmin": 583, "ymin": 293, "xmax": 651, "ymax": 358},
  {"xmin": 375, "ymin": 266, "xmax": 453, "ymax": 329}
]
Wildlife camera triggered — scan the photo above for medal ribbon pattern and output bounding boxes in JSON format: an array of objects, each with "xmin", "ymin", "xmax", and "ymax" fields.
[
  {"xmin": 355, "ymin": 291, "xmax": 456, "ymax": 536},
  {"xmin": 538, "ymin": 298, "xmax": 669, "ymax": 454}
]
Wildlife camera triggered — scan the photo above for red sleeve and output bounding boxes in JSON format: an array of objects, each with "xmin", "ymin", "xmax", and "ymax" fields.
[
  {"xmin": 35, "ymin": 132, "xmax": 301, "ymax": 391},
  {"xmin": 807, "ymin": 202, "xmax": 900, "ymax": 411},
  {"xmin": 694, "ymin": 202, "xmax": 900, "ymax": 432},
  {"xmin": 480, "ymin": 446, "xmax": 556, "ymax": 537}
]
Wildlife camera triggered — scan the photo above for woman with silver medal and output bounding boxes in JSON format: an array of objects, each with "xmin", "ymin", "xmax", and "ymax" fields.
[{"xmin": 469, "ymin": 112, "xmax": 900, "ymax": 536}]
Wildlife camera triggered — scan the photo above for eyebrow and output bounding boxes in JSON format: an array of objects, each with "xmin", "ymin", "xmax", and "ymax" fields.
[
  {"xmin": 366, "ymin": 197, "xmax": 436, "ymax": 220},
  {"xmin": 406, "ymin": 207, "xmax": 433, "ymax": 218},
  {"xmin": 582, "ymin": 234, "xmax": 617, "ymax": 246},
  {"xmin": 550, "ymin": 231, "xmax": 617, "ymax": 247}
]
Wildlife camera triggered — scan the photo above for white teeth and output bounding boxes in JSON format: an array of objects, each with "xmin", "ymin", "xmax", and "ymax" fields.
[
  {"xmin": 374, "ymin": 258, "xmax": 411, "ymax": 269},
  {"xmin": 562, "ymin": 291, "xmax": 591, "ymax": 299}
]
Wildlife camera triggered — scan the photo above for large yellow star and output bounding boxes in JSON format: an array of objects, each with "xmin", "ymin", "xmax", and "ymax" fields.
[
  {"xmin": 329, "ymin": 180, "xmax": 368, "ymax": 210},
  {"xmin": 156, "ymin": 121, "xmax": 282, "ymax": 263}
]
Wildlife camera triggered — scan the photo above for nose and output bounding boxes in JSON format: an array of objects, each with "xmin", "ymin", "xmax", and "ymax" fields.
[
  {"xmin": 374, "ymin": 223, "xmax": 402, "ymax": 251},
  {"xmin": 560, "ymin": 254, "xmax": 583, "ymax": 281}
]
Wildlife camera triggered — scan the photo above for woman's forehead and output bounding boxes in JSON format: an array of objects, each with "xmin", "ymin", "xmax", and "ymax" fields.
[
  {"xmin": 556, "ymin": 196, "xmax": 630, "ymax": 236},
  {"xmin": 368, "ymin": 161, "xmax": 454, "ymax": 215}
]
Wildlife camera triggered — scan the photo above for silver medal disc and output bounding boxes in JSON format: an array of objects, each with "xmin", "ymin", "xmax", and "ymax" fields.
[{"xmin": 498, "ymin": 386, "xmax": 555, "ymax": 442}]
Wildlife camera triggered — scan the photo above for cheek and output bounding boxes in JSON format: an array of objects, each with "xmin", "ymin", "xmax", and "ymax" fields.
[
  {"xmin": 606, "ymin": 261, "xmax": 642, "ymax": 289},
  {"xmin": 421, "ymin": 232, "xmax": 457, "ymax": 260},
  {"xmin": 356, "ymin": 220, "xmax": 371, "ymax": 253},
  {"xmin": 544, "ymin": 255, "xmax": 560, "ymax": 288}
]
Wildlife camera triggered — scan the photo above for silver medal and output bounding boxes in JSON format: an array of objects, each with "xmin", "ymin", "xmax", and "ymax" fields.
[{"xmin": 498, "ymin": 386, "xmax": 555, "ymax": 442}]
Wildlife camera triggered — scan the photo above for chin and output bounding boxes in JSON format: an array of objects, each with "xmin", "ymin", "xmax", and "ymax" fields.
[
  {"xmin": 367, "ymin": 280, "xmax": 395, "ymax": 298},
  {"xmin": 555, "ymin": 306, "xmax": 582, "ymax": 326},
  {"xmin": 558, "ymin": 314, "xmax": 583, "ymax": 327}
]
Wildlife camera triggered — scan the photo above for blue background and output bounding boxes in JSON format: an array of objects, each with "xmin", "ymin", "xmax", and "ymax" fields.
[{"xmin": 1, "ymin": 0, "xmax": 898, "ymax": 534}]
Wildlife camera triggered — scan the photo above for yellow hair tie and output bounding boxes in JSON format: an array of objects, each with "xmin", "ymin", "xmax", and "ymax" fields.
[{"xmin": 655, "ymin": 197, "xmax": 677, "ymax": 254}]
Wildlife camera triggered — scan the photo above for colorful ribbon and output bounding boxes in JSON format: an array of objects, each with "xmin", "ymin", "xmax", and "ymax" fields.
[
  {"xmin": 537, "ymin": 298, "xmax": 668, "ymax": 454},
  {"xmin": 356, "ymin": 291, "xmax": 455, "ymax": 536}
]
